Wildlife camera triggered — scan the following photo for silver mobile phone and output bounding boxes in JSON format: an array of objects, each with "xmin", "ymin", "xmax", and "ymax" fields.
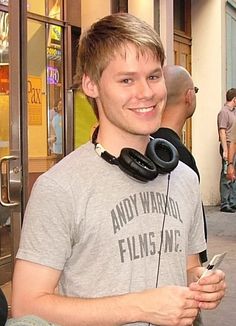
[{"xmin": 198, "ymin": 252, "xmax": 227, "ymax": 282}]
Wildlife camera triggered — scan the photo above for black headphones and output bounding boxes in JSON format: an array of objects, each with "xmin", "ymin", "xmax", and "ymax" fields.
[{"xmin": 92, "ymin": 127, "xmax": 179, "ymax": 182}]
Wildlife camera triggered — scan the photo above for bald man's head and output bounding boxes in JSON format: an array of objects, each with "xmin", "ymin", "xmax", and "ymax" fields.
[
  {"xmin": 162, "ymin": 65, "xmax": 196, "ymax": 123},
  {"xmin": 163, "ymin": 65, "xmax": 194, "ymax": 104}
]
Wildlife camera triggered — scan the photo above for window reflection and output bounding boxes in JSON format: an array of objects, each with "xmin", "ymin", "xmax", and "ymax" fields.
[
  {"xmin": 0, "ymin": 9, "xmax": 10, "ymax": 274},
  {"xmin": 0, "ymin": 11, "xmax": 9, "ymax": 63},
  {"xmin": 27, "ymin": 0, "xmax": 62, "ymax": 20},
  {"xmin": 0, "ymin": 11, "xmax": 9, "ymax": 158},
  {"xmin": 46, "ymin": 23, "xmax": 63, "ymax": 159},
  {"xmin": 48, "ymin": 0, "xmax": 61, "ymax": 19}
]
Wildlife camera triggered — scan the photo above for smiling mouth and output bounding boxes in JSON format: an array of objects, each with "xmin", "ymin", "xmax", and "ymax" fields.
[{"xmin": 134, "ymin": 106, "xmax": 155, "ymax": 113}]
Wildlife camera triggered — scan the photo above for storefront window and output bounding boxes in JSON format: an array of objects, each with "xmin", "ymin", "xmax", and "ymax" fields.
[
  {"xmin": 27, "ymin": 18, "xmax": 64, "ymax": 195},
  {"xmin": 27, "ymin": 0, "xmax": 62, "ymax": 20},
  {"xmin": 0, "ymin": 9, "xmax": 10, "ymax": 280},
  {"xmin": 0, "ymin": 10, "xmax": 9, "ymax": 158},
  {"xmin": 47, "ymin": 23, "xmax": 63, "ymax": 157}
]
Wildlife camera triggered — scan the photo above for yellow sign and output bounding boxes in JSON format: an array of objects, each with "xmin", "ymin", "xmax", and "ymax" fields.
[{"xmin": 28, "ymin": 75, "xmax": 42, "ymax": 125}]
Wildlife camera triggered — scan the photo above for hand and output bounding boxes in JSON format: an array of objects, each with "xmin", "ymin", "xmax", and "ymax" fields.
[
  {"xmin": 139, "ymin": 286, "xmax": 200, "ymax": 326},
  {"xmin": 189, "ymin": 269, "xmax": 226, "ymax": 310},
  {"xmin": 227, "ymin": 164, "xmax": 236, "ymax": 181},
  {"xmin": 223, "ymin": 151, "xmax": 228, "ymax": 161}
]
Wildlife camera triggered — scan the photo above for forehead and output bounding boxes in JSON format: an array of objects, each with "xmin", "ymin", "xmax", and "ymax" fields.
[
  {"xmin": 103, "ymin": 44, "xmax": 161, "ymax": 74},
  {"xmin": 115, "ymin": 42, "xmax": 158, "ymax": 62}
]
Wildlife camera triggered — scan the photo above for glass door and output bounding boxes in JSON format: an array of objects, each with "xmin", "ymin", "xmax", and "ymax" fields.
[
  {"xmin": 1, "ymin": 0, "xmax": 68, "ymax": 313},
  {"xmin": 0, "ymin": 2, "xmax": 22, "ymax": 309},
  {"xmin": 27, "ymin": 17, "xmax": 64, "ymax": 195}
]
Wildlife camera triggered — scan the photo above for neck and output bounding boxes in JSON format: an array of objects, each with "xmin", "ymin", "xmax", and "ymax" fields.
[
  {"xmin": 160, "ymin": 106, "xmax": 186, "ymax": 137},
  {"xmin": 94, "ymin": 125, "xmax": 150, "ymax": 156}
]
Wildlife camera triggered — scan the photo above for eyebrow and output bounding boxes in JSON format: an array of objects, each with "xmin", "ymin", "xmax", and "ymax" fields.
[{"xmin": 115, "ymin": 67, "xmax": 163, "ymax": 77}]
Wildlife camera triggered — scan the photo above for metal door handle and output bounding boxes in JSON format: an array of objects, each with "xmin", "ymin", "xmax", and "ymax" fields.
[{"xmin": 0, "ymin": 155, "xmax": 20, "ymax": 207}]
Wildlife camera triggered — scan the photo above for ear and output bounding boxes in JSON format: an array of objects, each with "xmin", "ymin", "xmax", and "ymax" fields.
[
  {"xmin": 185, "ymin": 89, "xmax": 193, "ymax": 106},
  {"xmin": 185, "ymin": 89, "xmax": 196, "ymax": 118},
  {"xmin": 82, "ymin": 74, "xmax": 99, "ymax": 98}
]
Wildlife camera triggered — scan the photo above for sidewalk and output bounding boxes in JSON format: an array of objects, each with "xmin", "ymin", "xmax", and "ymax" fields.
[{"xmin": 201, "ymin": 205, "xmax": 236, "ymax": 326}]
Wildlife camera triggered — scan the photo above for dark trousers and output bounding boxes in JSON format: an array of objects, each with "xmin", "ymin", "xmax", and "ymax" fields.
[{"xmin": 219, "ymin": 145, "xmax": 236, "ymax": 208}]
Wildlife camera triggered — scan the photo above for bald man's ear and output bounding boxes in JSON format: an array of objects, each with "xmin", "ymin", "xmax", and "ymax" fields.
[
  {"xmin": 82, "ymin": 74, "xmax": 99, "ymax": 98},
  {"xmin": 185, "ymin": 89, "xmax": 193, "ymax": 106}
]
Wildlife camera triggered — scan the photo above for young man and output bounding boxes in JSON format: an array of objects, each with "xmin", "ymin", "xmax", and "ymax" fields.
[
  {"xmin": 217, "ymin": 88, "xmax": 236, "ymax": 212},
  {"xmin": 152, "ymin": 65, "xmax": 207, "ymax": 264},
  {"xmin": 11, "ymin": 13, "xmax": 226, "ymax": 326}
]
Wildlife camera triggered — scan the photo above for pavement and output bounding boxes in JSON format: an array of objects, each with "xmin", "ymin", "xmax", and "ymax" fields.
[{"xmin": 201, "ymin": 205, "xmax": 236, "ymax": 326}]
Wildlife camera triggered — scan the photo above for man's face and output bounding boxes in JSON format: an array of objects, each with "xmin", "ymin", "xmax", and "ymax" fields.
[
  {"xmin": 92, "ymin": 44, "xmax": 167, "ymax": 138},
  {"xmin": 233, "ymin": 97, "xmax": 236, "ymax": 108}
]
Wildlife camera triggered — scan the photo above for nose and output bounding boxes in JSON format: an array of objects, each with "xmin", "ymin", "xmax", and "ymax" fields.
[{"xmin": 135, "ymin": 79, "xmax": 154, "ymax": 100}]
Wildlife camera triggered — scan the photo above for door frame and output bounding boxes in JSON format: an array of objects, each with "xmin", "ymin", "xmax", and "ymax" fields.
[
  {"xmin": 0, "ymin": 0, "xmax": 26, "ymax": 295},
  {"xmin": 174, "ymin": 0, "xmax": 192, "ymax": 151},
  {"xmin": 9, "ymin": 0, "xmax": 28, "ymax": 211}
]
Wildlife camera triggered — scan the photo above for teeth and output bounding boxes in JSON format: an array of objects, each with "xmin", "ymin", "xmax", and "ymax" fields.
[{"xmin": 136, "ymin": 106, "xmax": 153, "ymax": 112}]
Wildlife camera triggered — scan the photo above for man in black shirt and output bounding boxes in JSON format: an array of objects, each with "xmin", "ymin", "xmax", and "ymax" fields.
[{"xmin": 152, "ymin": 65, "xmax": 207, "ymax": 264}]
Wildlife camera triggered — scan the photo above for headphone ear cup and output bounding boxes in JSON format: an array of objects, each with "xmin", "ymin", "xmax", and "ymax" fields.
[
  {"xmin": 118, "ymin": 148, "xmax": 158, "ymax": 182},
  {"xmin": 146, "ymin": 138, "xmax": 179, "ymax": 173}
]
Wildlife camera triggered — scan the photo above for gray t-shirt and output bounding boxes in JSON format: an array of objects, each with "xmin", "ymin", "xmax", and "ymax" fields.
[{"xmin": 17, "ymin": 142, "xmax": 206, "ymax": 323}]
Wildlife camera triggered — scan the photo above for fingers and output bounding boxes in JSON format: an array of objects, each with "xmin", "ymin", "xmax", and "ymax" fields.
[
  {"xmin": 189, "ymin": 270, "xmax": 227, "ymax": 310},
  {"xmin": 199, "ymin": 299, "xmax": 222, "ymax": 310},
  {"xmin": 143, "ymin": 286, "xmax": 201, "ymax": 325},
  {"xmin": 191, "ymin": 269, "xmax": 226, "ymax": 287}
]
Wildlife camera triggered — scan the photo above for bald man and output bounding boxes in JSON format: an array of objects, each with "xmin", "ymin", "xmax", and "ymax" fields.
[{"xmin": 152, "ymin": 65, "xmax": 207, "ymax": 263}]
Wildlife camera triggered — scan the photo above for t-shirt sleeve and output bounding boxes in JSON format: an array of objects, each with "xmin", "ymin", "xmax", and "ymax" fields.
[
  {"xmin": 16, "ymin": 175, "xmax": 75, "ymax": 270},
  {"xmin": 217, "ymin": 110, "xmax": 228, "ymax": 130},
  {"xmin": 188, "ymin": 179, "xmax": 207, "ymax": 256}
]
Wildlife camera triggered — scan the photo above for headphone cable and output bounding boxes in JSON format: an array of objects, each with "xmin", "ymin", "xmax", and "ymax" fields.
[
  {"xmin": 148, "ymin": 172, "xmax": 171, "ymax": 326},
  {"xmin": 155, "ymin": 172, "xmax": 171, "ymax": 288}
]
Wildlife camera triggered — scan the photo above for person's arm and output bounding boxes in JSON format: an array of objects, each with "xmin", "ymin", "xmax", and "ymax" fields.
[
  {"xmin": 219, "ymin": 128, "xmax": 228, "ymax": 160},
  {"xmin": 187, "ymin": 255, "xmax": 226, "ymax": 310},
  {"xmin": 227, "ymin": 141, "xmax": 236, "ymax": 181},
  {"xmin": 12, "ymin": 259, "xmax": 200, "ymax": 326},
  {"xmin": 187, "ymin": 254, "xmax": 203, "ymax": 284}
]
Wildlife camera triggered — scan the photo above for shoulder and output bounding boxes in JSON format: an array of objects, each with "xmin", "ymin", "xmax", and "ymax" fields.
[
  {"xmin": 218, "ymin": 105, "xmax": 234, "ymax": 117},
  {"xmin": 36, "ymin": 142, "xmax": 97, "ymax": 191},
  {"xmin": 173, "ymin": 160, "xmax": 199, "ymax": 185},
  {"xmin": 217, "ymin": 106, "xmax": 231, "ymax": 127}
]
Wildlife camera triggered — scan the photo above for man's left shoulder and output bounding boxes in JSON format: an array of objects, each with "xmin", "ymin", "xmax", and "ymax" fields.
[{"xmin": 174, "ymin": 160, "xmax": 199, "ymax": 181}]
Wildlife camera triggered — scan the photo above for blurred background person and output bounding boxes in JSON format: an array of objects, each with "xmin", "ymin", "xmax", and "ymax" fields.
[
  {"xmin": 51, "ymin": 98, "xmax": 63, "ymax": 159},
  {"xmin": 217, "ymin": 88, "xmax": 236, "ymax": 212}
]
